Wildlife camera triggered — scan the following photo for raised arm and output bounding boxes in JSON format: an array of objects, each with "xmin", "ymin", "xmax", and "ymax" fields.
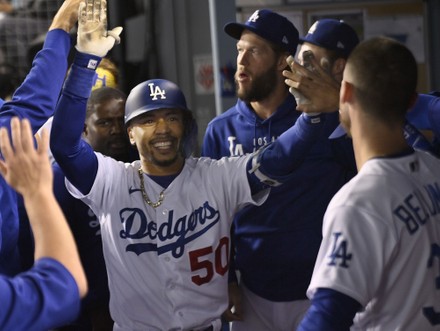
[
  {"xmin": 0, "ymin": 0, "xmax": 83, "ymax": 133},
  {"xmin": 50, "ymin": 0, "xmax": 122, "ymax": 194},
  {"xmin": 0, "ymin": 118, "xmax": 87, "ymax": 330},
  {"xmin": 246, "ymin": 113, "xmax": 330, "ymax": 192}
]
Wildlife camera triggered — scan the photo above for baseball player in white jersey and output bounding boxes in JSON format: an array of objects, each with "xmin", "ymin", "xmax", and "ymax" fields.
[
  {"xmin": 50, "ymin": 2, "xmax": 329, "ymax": 330},
  {"xmin": 69, "ymin": 149, "xmax": 261, "ymax": 330},
  {"xmin": 297, "ymin": 37, "xmax": 440, "ymax": 331}
]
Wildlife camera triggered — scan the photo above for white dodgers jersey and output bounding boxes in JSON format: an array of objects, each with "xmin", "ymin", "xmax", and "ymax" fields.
[
  {"xmin": 308, "ymin": 150, "xmax": 440, "ymax": 330},
  {"xmin": 66, "ymin": 153, "xmax": 268, "ymax": 331}
]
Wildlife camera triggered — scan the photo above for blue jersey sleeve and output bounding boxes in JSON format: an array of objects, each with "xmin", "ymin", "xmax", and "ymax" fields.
[
  {"xmin": 407, "ymin": 93, "xmax": 440, "ymax": 139},
  {"xmin": 428, "ymin": 96, "xmax": 440, "ymax": 139},
  {"xmin": 247, "ymin": 113, "xmax": 327, "ymax": 190},
  {"xmin": 51, "ymin": 52, "xmax": 102, "ymax": 194},
  {"xmin": 0, "ymin": 257, "xmax": 81, "ymax": 331},
  {"xmin": 0, "ymin": 29, "xmax": 71, "ymax": 133},
  {"xmin": 297, "ymin": 288, "xmax": 361, "ymax": 331},
  {"xmin": 407, "ymin": 94, "xmax": 432, "ymax": 129},
  {"xmin": 0, "ymin": 29, "xmax": 71, "ymax": 277}
]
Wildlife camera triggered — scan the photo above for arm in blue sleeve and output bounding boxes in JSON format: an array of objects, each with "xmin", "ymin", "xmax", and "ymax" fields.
[
  {"xmin": 297, "ymin": 288, "xmax": 362, "ymax": 331},
  {"xmin": 0, "ymin": 29, "xmax": 71, "ymax": 133},
  {"xmin": 403, "ymin": 120, "xmax": 438, "ymax": 155},
  {"xmin": 246, "ymin": 113, "xmax": 326, "ymax": 192},
  {"xmin": 50, "ymin": 52, "xmax": 102, "ymax": 194},
  {"xmin": 0, "ymin": 258, "xmax": 80, "ymax": 331},
  {"xmin": 428, "ymin": 96, "xmax": 440, "ymax": 139},
  {"xmin": 407, "ymin": 94, "xmax": 433, "ymax": 130},
  {"xmin": 406, "ymin": 93, "xmax": 440, "ymax": 140}
]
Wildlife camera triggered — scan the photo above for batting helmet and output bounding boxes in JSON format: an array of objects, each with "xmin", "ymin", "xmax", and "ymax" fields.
[
  {"xmin": 124, "ymin": 79, "xmax": 198, "ymax": 157},
  {"xmin": 125, "ymin": 79, "xmax": 190, "ymax": 124}
]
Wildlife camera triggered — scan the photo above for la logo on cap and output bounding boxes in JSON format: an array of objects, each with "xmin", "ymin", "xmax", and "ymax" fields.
[
  {"xmin": 148, "ymin": 83, "xmax": 167, "ymax": 101},
  {"xmin": 308, "ymin": 21, "xmax": 318, "ymax": 34},
  {"xmin": 248, "ymin": 10, "xmax": 260, "ymax": 23}
]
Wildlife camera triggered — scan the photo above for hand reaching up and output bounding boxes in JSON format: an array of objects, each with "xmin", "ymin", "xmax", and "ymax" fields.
[{"xmin": 76, "ymin": 0, "xmax": 123, "ymax": 57}]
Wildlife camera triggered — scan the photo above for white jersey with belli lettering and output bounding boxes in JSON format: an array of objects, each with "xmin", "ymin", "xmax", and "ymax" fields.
[
  {"xmin": 66, "ymin": 152, "xmax": 268, "ymax": 331},
  {"xmin": 307, "ymin": 150, "xmax": 440, "ymax": 331}
]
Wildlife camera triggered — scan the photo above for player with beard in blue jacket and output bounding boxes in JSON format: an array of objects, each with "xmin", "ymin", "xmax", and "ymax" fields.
[
  {"xmin": 202, "ymin": 12, "xmax": 358, "ymax": 331},
  {"xmin": 206, "ymin": 13, "xmax": 437, "ymax": 331}
]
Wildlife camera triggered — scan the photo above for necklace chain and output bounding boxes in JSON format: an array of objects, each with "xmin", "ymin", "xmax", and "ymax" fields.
[{"xmin": 138, "ymin": 167, "xmax": 164, "ymax": 208}]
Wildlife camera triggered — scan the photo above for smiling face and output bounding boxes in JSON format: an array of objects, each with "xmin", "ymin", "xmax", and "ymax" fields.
[
  {"xmin": 127, "ymin": 108, "xmax": 186, "ymax": 175},
  {"xmin": 83, "ymin": 97, "xmax": 131, "ymax": 161}
]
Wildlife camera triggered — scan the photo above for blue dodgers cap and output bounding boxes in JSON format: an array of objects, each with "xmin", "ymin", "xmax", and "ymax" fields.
[
  {"xmin": 300, "ymin": 19, "xmax": 359, "ymax": 57},
  {"xmin": 224, "ymin": 9, "xmax": 299, "ymax": 55}
]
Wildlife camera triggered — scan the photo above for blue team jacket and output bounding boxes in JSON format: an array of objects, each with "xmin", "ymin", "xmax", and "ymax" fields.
[
  {"xmin": 0, "ymin": 29, "xmax": 71, "ymax": 276},
  {"xmin": 202, "ymin": 94, "xmax": 357, "ymax": 301}
]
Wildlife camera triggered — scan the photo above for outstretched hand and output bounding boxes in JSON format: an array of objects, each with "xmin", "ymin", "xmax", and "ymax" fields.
[
  {"xmin": 76, "ymin": 0, "xmax": 123, "ymax": 57},
  {"xmin": 0, "ymin": 117, "xmax": 52, "ymax": 199},
  {"xmin": 283, "ymin": 55, "xmax": 341, "ymax": 114}
]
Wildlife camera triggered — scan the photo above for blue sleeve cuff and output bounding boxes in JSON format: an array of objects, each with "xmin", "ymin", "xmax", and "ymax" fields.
[
  {"xmin": 73, "ymin": 51, "xmax": 102, "ymax": 70},
  {"xmin": 298, "ymin": 288, "xmax": 361, "ymax": 331},
  {"xmin": 63, "ymin": 52, "xmax": 102, "ymax": 99},
  {"xmin": 258, "ymin": 113, "xmax": 326, "ymax": 180}
]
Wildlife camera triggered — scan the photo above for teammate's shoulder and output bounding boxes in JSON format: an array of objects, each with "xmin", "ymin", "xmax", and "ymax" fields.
[
  {"xmin": 207, "ymin": 107, "xmax": 241, "ymax": 126},
  {"xmin": 328, "ymin": 173, "xmax": 375, "ymax": 208}
]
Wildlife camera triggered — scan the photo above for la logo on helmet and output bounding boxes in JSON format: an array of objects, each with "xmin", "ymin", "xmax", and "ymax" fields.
[{"xmin": 148, "ymin": 83, "xmax": 167, "ymax": 100}]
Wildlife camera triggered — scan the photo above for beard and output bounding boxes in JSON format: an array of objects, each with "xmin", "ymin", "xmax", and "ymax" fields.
[
  {"xmin": 236, "ymin": 62, "xmax": 278, "ymax": 102},
  {"xmin": 149, "ymin": 153, "xmax": 180, "ymax": 168}
]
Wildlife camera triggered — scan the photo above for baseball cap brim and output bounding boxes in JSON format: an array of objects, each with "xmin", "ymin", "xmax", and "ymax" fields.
[
  {"xmin": 125, "ymin": 106, "xmax": 191, "ymax": 125},
  {"xmin": 224, "ymin": 22, "xmax": 246, "ymax": 40},
  {"xmin": 224, "ymin": 22, "xmax": 271, "ymax": 44},
  {"xmin": 329, "ymin": 124, "xmax": 347, "ymax": 139},
  {"xmin": 299, "ymin": 36, "xmax": 351, "ymax": 57},
  {"xmin": 299, "ymin": 36, "xmax": 322, "ymax": 47}
]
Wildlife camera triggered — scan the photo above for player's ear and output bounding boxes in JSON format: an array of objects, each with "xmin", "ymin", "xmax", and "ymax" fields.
[
  {"xmin": 332, "ymin": 58, "xmax": 346, "ymax": 77},
  {"xmin": 127, "ymin": 127, "xmax": 136, "ymax": 145},
  {"xmin": 340, "ymin": 79, "xmax": 353, "ymax": 106},
  {"xmin": 277, "ymin": 52, "xmax": 290, "ymax": 71}
]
